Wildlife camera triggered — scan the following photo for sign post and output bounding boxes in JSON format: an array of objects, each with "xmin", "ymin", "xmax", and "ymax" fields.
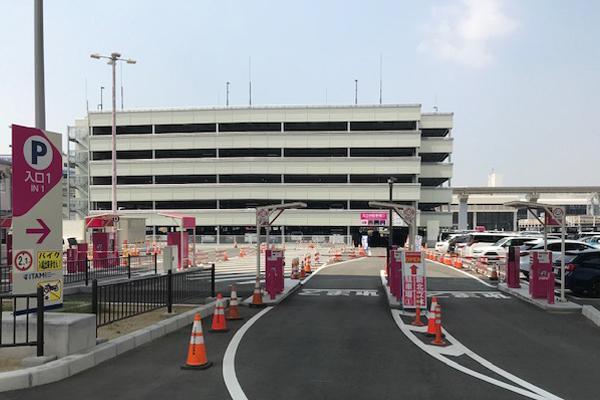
[
  {"xmin": 402, "ymin": 251, "xmax": 426, "ymax": 309},
  {"xmin": 12, "ymin": 125, "xmax": 63, "ymax": 312}
]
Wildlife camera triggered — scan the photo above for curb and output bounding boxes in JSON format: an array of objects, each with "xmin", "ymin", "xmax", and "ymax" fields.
[
  {"xmin": 582, "ymin": 305, "xmax": 600, "ymax": 327},
  {"xmin": 497, "ymin": 283, "xmax": 582, "ymax": 313},
  {"xmin": 0, "ymin": 301, "xmax": 219, "ymax": 393}
]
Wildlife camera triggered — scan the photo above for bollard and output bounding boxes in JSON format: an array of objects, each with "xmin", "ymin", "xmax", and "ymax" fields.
[
  {"xmin": 547, "ymin": 271, "xmax": 555, "ymax": 305},
  {"xmin": 411, "ymin": 307, "xmax": 424, "ymax": 326}
]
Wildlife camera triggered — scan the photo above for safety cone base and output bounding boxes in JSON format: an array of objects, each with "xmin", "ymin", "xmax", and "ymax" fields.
[
  {"xmin": 424, "ymin": 331, "xmax": 446, "ymax": 338},
  {"xmin": 209, "ymin": 327, "xmax": 230, "ymax": 333},
  {"xmin": 181, "ymin": 360, "xmax": 213, "ymax": 370},
  {"xmin": 249, "ymin": 303, "xmax": 267, "ymax": 308},
  {"xmin": 411, "ymin": 320, "xmax": 425, "ymax": 327},
  {"xmin": 430, "ymin": 339, "xmax": 447, "ymax": 346},
  {"xmin": 226, "ymin": 315, "xmax": 243, "ymax": 320}
]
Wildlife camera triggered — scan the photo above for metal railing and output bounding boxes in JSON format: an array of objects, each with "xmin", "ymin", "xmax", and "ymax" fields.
[
  {"xmin": 63, "ymin": 254, "xmax": 157, "ymax": 286},
  {"xmin": 92, "ymin": 264, "xmax": 214, "ymax": 329},
  {"xmin": 0, "ymin": 266, "xmax": 11, "ymax": 293},
  {"xmin": 0, "ymin": 287, "xmax": 44, "ymax": 356}
]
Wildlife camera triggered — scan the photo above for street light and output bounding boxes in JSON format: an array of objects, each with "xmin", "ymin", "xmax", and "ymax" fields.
[
  {"xmin": 387, "ymin": 177, "xmax": 397, "ymax": 259},
  {"xmin": 90, "ymin": 52, "xmax": 136, "ymax": 218}
]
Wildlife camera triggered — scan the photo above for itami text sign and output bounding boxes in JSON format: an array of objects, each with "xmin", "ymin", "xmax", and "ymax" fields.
[
  {"xmin": 402, "ymin": 251, "xmax": 426, "ymax": 308},
  {"xmin": 360, "ymin": 212, "xmax": 387, "ymax": 226},
  {"xmin": 12, "ymin": 125, "xmax": 63, "ymax": 312}
]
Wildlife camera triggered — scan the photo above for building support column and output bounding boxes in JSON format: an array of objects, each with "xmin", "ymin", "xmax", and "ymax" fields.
[
  {"xmin": 458, "ymin": 194, "xmax": 469, "ymax": 230},
  {"xmin": 526, "ymin": 193, "xmax": 540, "ymax": 216},
  {"xmin": 513, "ymin": 211, "xmax": 518, "ymax": 232}
]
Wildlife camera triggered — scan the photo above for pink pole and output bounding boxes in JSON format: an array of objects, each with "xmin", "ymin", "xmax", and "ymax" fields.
[{"xmin": 547, "ymin": 271, "xmax": 555, "ymax": 304}]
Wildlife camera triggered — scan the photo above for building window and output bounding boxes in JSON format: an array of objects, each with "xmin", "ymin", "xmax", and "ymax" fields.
[
  {"xmin": 284, "ymin": 122, "xmax": 347, "ymax": 131},
  {"xmin": 155, "ymin": 175, "xmax": 216, "ymax": 184},
  {"xmin": 284, "ymin": 175, "xmax": 347, "ymax": 184},
  {"xmin": 155, "ymin": 123, "xmax": 216, "ymax": 134},
  {"xmin": 219, "ymin": 200, "xmax": 275, "ymax": 209},
  {"xmin": 219, "ymin": 148, "xmax": 281, "ymax": 158},
  {"xmin": 349, "ymin": 175, "xmax": 413, "ymax": 183},
  {"xmin": 220, "ymin": 175, "xmax": 282, "ymax": 184},
  {"xmin": 420, "ymin": 153, "xmax": 449, "ymax": 162},
  {"xmin": 92, "ymin": 150, "xmax": 152, "ymax": 160},
  {"xmin": 349, "ymin": 121, "xmax": 417, "ymax": 131},
  {"xmin": 286, "ymin": 200, "xmax": 347, "ymax": 210},
  {"xmin": 421, "ymin": 129, "xmax": 450, "ymax": 137},
  {"xmin": 283, "ymin": 148, "xmax": 347, "ymax": 157},
  {"xmin": 118, "ymin": 176, "xmax": 153, "ymax": 185},
  {"xmin": 155, "ymin": 149, "xmax": 216, "ymax": 158},
  {"xmin": 419, "ymin": 178, "xmax": 448, "ymax": 187},
  {"xmin": 155, "ymin": 200, "xmax": 217, "ymax": 209},
  {"xmin": 92, "ymin": 125, "xmax": 152, "ymax": 135},
  {"xmin": 349, "ymin": 148, "xmax": 415, "ymax": 157},
  {"xmin": 219, "ymin": 122, "xmax": 281, "ymax": 132}
]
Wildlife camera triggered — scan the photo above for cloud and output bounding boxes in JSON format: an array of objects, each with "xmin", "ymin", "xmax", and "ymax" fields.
[{"xmin": 418, "ymin": 0, "xmax": 517, "ymax": 68}]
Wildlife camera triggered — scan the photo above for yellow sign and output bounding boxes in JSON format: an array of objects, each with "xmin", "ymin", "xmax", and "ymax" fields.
[
  {"xmin": 38, "ymin": 279, "xmax": 62, "ymax": 301},
  {"xmin": 37, "ymin": 251, "xmax": 62, "ymax": 271}
]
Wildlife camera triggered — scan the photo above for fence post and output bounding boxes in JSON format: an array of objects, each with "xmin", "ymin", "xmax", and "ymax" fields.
[
  {"xmin": 127, "ymin": 254, "xmax": 131, "ymax": 280},
  {"xmin": 154, "ymin": 253, "xmax": 158, "ymax": 275},
  {"xmin": 167, "ymin": 270, "xmax": 173, "ymax": 314},
  {"xmin": 211, "ymin": 263, "xmax": 216, "ymax": 298},
  {"xmin": 36, "ymin": 286, "xmax": 44, "ymax": 357},
  {"xmin": 85, "ymin": 258, "xmax": 90, "ymax": 286}
]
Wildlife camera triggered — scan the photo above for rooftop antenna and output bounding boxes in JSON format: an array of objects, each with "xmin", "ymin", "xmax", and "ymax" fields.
[
  {"xmin": 433, "ymin": 92, "xmax": 438, "ymax": 113},
  {"xmin": 379, "ymin": 54, "xmax": 383, "ymax": 104},
  {"xmin": 120, "ymin": 62, "xmax": 124, "ymax": 109},
  {"xmin": 249, "ymin": 57, "xmax": 252, "ymax": 106},
  {"xmin": 354, "ymin": 79, "xmax": 358, "ymax": 105},
  {"xmin": 226, "ymin": 81, "xmax": 230, "ymax": 106},
  {"xmin": 85, "ymin": 78, "xmax": 89, "ymax": 111}
]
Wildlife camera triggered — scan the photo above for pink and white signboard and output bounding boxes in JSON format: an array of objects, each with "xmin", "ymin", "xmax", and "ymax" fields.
[
  {"xmin": 360, "ymin": 212, "xmax": 387, "ymax": 226},
  {"xmin": 401, "ymin": 251, "xmax": 426, "ymax": 308},
  {"xmin": 12, "ymin": 125, "xmax": 63, "ymax": 312}
]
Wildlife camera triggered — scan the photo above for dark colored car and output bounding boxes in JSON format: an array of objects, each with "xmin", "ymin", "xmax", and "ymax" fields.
[
  {"xmin": 552, "ymin": 250, "xmax": 600, "ymax": 296},
  {"xmin": 448, "ymin": 235, "xmax": 469, "ymax": 254}
]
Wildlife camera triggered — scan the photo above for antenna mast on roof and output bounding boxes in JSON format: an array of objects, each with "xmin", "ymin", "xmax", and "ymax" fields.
[
  {"xmin": 379, "ymin": 54, "xmax": 383, "ymax": 104},
  {"xmin": 249, "ymin": 57, "xmax": 252, "ymax": 106}
]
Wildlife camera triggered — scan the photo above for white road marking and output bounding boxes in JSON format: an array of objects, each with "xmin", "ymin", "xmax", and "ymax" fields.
[
  {"xmin": 223, "ymin": 306, "xmax": 273, "ymax": 400},
  {"xmin": 427, "ymin": 258, "xmax": 495, "ymax": 288},
  {"xmin": 298, "ymin": 288, "xmax": 379, "ymax": 297}
]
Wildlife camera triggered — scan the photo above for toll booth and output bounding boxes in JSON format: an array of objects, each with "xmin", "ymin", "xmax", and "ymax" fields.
[
  {"xmin": 529, "ymin": 251, "xmax": 552, "ymax": 299},
  {"xmin": 85, "ymin": 213, "xmax": 122, "ymax": 269},
  {"xmin": 506, "ymin": 246, "xmax": 521, "ymax": 288},
  {"xmin": 265, "ymin": 249, "xmax": 284, "ymax": 299},
  {"xmin": 389, "ymin": 249, "xmax": 403, "ymax": 301},
  {"xmin": 159, "ymin": 213, "xmax": 196, "ymax": 269}
]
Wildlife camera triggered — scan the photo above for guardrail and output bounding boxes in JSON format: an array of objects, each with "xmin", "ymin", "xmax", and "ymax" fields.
[
  {"xmin": 92, "ymin": 264, "xmax": 215, "ymax": 329},
  {"xmin": 0, "ymin": 287, "xmax": 44, "ymax": 356},
  {"xmin": 63, "ymin": 254, "xmax": 158, "ymax": 286}
]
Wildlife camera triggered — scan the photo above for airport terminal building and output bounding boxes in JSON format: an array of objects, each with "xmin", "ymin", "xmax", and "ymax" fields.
[{"xmin": 70, "ymin": 104, "xmax": 454, "ymax": 243}]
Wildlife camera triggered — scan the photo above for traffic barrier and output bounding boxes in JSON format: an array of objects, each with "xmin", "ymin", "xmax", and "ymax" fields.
[
  {"xmin": 425, "ymin": 297, "xmax": 439, "ymax": 336},
  {"xmin": 210, "ymin": 294, "xmax": 229, "ymax": 332},
  {"xmin": 349, "ymin": 247, "xmax": 356, "ymax": 258},
  {"xmin": 300, "ymin": 261, "xmax": 307, "ymax": 278},
  {"xmin": 334, "ymin": 250, "xmax": 342, "ymax": 262},
  {"xmin": 239, "ymin": 248, "xmax": 244, "ymax": 258},
  {"xmin": 181, "ymin": 313, "xmax": 212, "ymax": 370},
  {"xmin": 358, "ymin": 245, "xmax": 364, "ymax": 257},
  {"xmin": 305, "ymin": 254, "xmax": 312, "ymax": 274},
  {"xmin": 314, "ymin": 252, "xmax": 320, "ymax": 265},
  {"xmin": 291, "ymin": 259, "xmax": 299, "ymax": 279},
  {"xmin": 249, "ymin": 277, "xmax": 265, "ymax": 308},
  {"xmin": 431, "ymin": 304, "xmax": 446, "ymax": 346},
  {"xmin": 226, "ymin": 285, "xmax": 243, "ymax": 320},
  {"xmin": 196, "ymin": 250, "xmax": 209, "ymax": 265}
]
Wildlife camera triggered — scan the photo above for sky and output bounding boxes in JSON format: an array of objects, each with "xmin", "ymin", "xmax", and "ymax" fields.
[{"xmin": 1, "ymin": 0, "xmax": 599, "ymax": 187}]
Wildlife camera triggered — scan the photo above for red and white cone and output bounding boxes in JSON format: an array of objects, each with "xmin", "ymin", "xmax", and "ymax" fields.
[
  {"xmin": 250, "ymin": 277, "xmax": 265, "ymax": 308},
  {"xmin": 210, "ymin": 294, "xmax": 229, "ymax": 332},
  {"xmin": 226, "ymin": 285, "xmax": 243, "ymax": 320}
]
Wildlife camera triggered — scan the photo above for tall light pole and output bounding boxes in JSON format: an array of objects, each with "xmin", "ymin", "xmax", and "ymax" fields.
[
  {"xmin": 226, "ymin": 82, "xmax": 230, "ymax": 106},
  {"xmin": 34, "ymin": 0, "xmax": 46, "ymax": 129},
  {"xmin": 387, "ymin": 177, "xmax": 397, "ymax": 258},
  {"xmin": 354, "ymin": 79, "xmax": 358, "ymax": 105},
  {"xmin": 90, "ymin": 52, "xmax": 136, "ymax": 216}
]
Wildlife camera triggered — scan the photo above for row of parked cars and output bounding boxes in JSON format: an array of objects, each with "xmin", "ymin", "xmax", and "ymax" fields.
[{"xmin": 435, "ymin": 231, "xmax": 600, "ymax": 297}]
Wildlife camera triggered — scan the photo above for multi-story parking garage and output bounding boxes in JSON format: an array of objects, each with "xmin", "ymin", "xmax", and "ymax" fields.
[{"xmin": 70, "ymin": 104, "xmax": 453, "ymax": 244}]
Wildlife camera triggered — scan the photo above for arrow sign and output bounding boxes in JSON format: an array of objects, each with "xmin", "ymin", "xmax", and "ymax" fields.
[
  {"xmin": 410, "ymin": 265, "xmax": 419, "ymax": 274},
  {"xmin": 26, "ymin": 218, "xmax": 51, "ymax": 244}
]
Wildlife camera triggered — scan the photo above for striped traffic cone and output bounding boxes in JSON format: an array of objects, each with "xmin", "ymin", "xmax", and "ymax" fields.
[
  {"xmin": 249, "ymin": 277, "xmax": 266, "ymax": 308},
  {"xmin": 431, "ymin": 304, "xmax": 446, "ymax": 346},
  {"xmin": 299, "ymin": 261, "xmax": 307, "ymax": 278},
  {"xmin": 181, "ymin": 313, "xmax": 212, "ymax": 370},
  {"xmin": 210, "ymin": 294, "xmax": 229, "ymax": 332},
  {"xmin": 291, "ymin": 260, "xmax": 299, "ymax": 279},
  {"xmin": 425, "ymin": 297, "xmax": 439, "ymax": 337},
  {"xmin": 226, "ymin": 285, "xmax": 243, "ymax": 320}
]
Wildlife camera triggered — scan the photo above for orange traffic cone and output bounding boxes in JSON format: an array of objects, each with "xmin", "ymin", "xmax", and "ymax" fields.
[
  {"xmin": 234, "ymin": 240, "xmax": 238, "ymax": 248},
  {"xmin": 431, "ymin": 304, "xmax": 446, "ymax": 346},
  {"xmin": 299, "ymin": 262, "xmax": 307, "ymax": 278},
  {"xmin": 226, "ymin": 285, "xmax": 243, "ymax": 320},
  {"xmin": 181, "ymin": 313, "xmax": 212, "ymax": 370},
  {"xmin": 223, "ymin": 252, "xmax": 229, "ymax": 261},
  {"xmin": 282, "ymin": 243, "xmax": 286, "ymax": 250},
  {"xmin": 210, "ymin": 294, "xmax": 229, "ymax": 332},
  {"xmin": 239, "ymin": 248, "xmax": 244, "ymax": 258},
  {"xmin": 250, "ymin": 277, "xmax": 265, "ymax": 308},
  {"xmin": 425, "ymin": 297, "xmax": 439, "ymax": 336},
  {"xmin": 304, "ymin": 258, "xmax": 312, "ymax": 275}
]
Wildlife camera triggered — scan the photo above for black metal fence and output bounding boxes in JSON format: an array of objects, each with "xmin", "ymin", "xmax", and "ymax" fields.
[
  {"xmin": 0, "ymin": 266, "xmax": 11, "ymax": 293},
  {"xmin": 0, "ymin": 287, "xmax": 44, "ymax": 356},
  {"xmin": 63, "ymin": 254, "xmax": 157, "ymax": 286},
  {"xmin": 93, "ymin": 265, "xmax": 215, "ymax": 328}
]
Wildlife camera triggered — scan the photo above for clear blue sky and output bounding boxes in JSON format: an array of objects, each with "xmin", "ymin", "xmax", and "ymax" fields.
[{"xmin": 1, "ymin": 0, "xmax": 599, "ymax": 187}]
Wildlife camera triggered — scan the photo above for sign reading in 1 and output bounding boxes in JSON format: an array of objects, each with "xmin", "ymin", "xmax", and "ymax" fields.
[{"xmin": 11, "ymin": 125, "xmax": 63, "ymax": 312}]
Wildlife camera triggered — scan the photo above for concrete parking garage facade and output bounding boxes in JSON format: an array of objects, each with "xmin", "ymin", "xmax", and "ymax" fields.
[{"xmin": 72, "ymin": 104, "xmax": 454, "ymax": 243}]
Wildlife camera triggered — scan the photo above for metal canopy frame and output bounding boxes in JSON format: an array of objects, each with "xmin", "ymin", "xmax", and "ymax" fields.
[
  {"xmin": 158, "ymin": 213, "xmax": 197, "ymax": 268},
  {"xmin": 368, "ymin": 201, "xmax": 417, "ymax": 251},
  {"xmin": 504, "ymin": 201, "xmax": 566, "ymax": 302},
  {"xmin": 255, "ymin": 202, "xmax": 307, "ymax": 284}
]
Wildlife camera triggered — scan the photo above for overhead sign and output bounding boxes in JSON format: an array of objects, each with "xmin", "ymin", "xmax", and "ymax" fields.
[
  {"xmin": 402, "ymin": 251, "xmax": 426, "ymax": 308},
  {"xmin": 12, "ymin": 125, "xmax": 63, "ymax": 312},
  {"xmin": 257, "ymin": 208, "xmax": 270, "ymax": 226},
  {"xmin": 361, "ymin": 212, "xmax": 387, "ymax": 226},
  {"xmin": 545, "ymin": 207, "xmax": 564, "ymax": 226}
]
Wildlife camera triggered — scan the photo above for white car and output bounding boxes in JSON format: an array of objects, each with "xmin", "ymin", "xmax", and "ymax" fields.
[
  {"xmin": 435, "ymin": 233, "xmax": 462, "ymax": 254},
  {"xmin": 471, "ymin": 236, "xmax": 541, "ymax": 259},
  {"xmin": 519, "ymin": 239, "xmax": 598, "ymax": 278},
  {"xmin": 460, "ymin": 233, "xmax": 514, "ymax": 258}
]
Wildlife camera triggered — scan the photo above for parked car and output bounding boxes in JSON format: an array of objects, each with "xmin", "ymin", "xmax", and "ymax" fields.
[
  {"xmin": 471, "ymin": 236, "xmax": 541, "ymax": 258},
  {"xmin": 580, "ymin": 235, "xmax": 600, "ymax": 247},
  {"xmin": 519, "ymin": 239, "xmax": 598, "ymax": 278},
  {"xmin": 448, "ymin": 235, "xmax": 470, "ymax": 255},
  {"xmin": 460, "ymin": 233, "xmax": 514, "ymax": 258},
  {"xmin": 435, "ymin": 233, "xmax": 464, "ymax": 254},
  {"xmin": 552, "ymin": 250, "xmax": 600, "ymax": 296}
]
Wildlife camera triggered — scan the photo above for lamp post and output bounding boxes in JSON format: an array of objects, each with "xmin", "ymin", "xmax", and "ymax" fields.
[
  {"xmin": 387, "ymin": 177, "xmax": 397, "ymax": 258},
  {"xmin": 100, "ymin": 86, "xmax": 105, "ymax": 110},
  {"xmin": 0, "ymin": 171, "xmax": 4, "ymax": 263},
  {"xmin": 226, "ymin": 82, "xmax": 230, "ymax": 106},
  {"xmin": 90, "ymin": 52, "xmax": 136, "ymax": 217}
]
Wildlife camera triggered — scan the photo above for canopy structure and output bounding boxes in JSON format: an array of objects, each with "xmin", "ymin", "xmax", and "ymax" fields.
[
  {"xmin": 158, "ymin": 213, "xmax": 196, "ymax": 228},
  {"xmin": 504, "ymin": 201, "xmax": 566, "ymax": 302},
  {"xmin": 159, "ymin": 213, "xmax": 197, "ymax": 268},
  {"xmin": 85, "ymin": 213, "xmax": 122, "ymax": 229},
  {"xmin": 0, "ymin": 216, "xmax": 12, "ymax": 229},
  {"xmin": 368, "ymin": 201, "xmax": 417, "ymax": 251}
]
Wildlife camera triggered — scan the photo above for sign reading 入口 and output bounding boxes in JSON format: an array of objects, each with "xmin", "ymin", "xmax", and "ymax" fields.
[
  {"xmin": 12, "ymin": 124, "xmax": 63, "ymax": 312},
  {"xmin": 401, "ymin": 251, "xmax": 426, "ymax": 308},
  {"xmin": 361, "ymin": 212, "xmax": 387, "ymax": 226}
]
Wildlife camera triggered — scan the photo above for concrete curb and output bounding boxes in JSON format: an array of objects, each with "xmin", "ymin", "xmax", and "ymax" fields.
[
  {"xmin": 0, "ymin": 301, "xmax": 218, "ymax": 393},
  {"xmin": 242, "ymin": 279, "xmax": 302, "ymax": 306},
  {"xmin": 582, "ymin": 305, "xmax": 600, "ymax": 327},
  {"xmin": 498, "ymin": 283, "xmax": 582, "ymax": 313}
]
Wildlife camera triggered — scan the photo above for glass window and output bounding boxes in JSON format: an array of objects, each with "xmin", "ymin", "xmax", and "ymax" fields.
[
  {"xmin": 284, "ymin": 122, "xmax": 347, "ymax": 131},
  {"xmin": 155, "ymin": 149, "xmax": 216, "ymax": 158}
]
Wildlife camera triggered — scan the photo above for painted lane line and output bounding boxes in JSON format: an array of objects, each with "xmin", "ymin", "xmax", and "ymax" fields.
[
  {"xmin": 427, "ymin": 258, "xmax": 495, "ymax": 288},
  {"xmin": 223, "ymin": 306, "xmax": 273, "ymax": 400}
]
